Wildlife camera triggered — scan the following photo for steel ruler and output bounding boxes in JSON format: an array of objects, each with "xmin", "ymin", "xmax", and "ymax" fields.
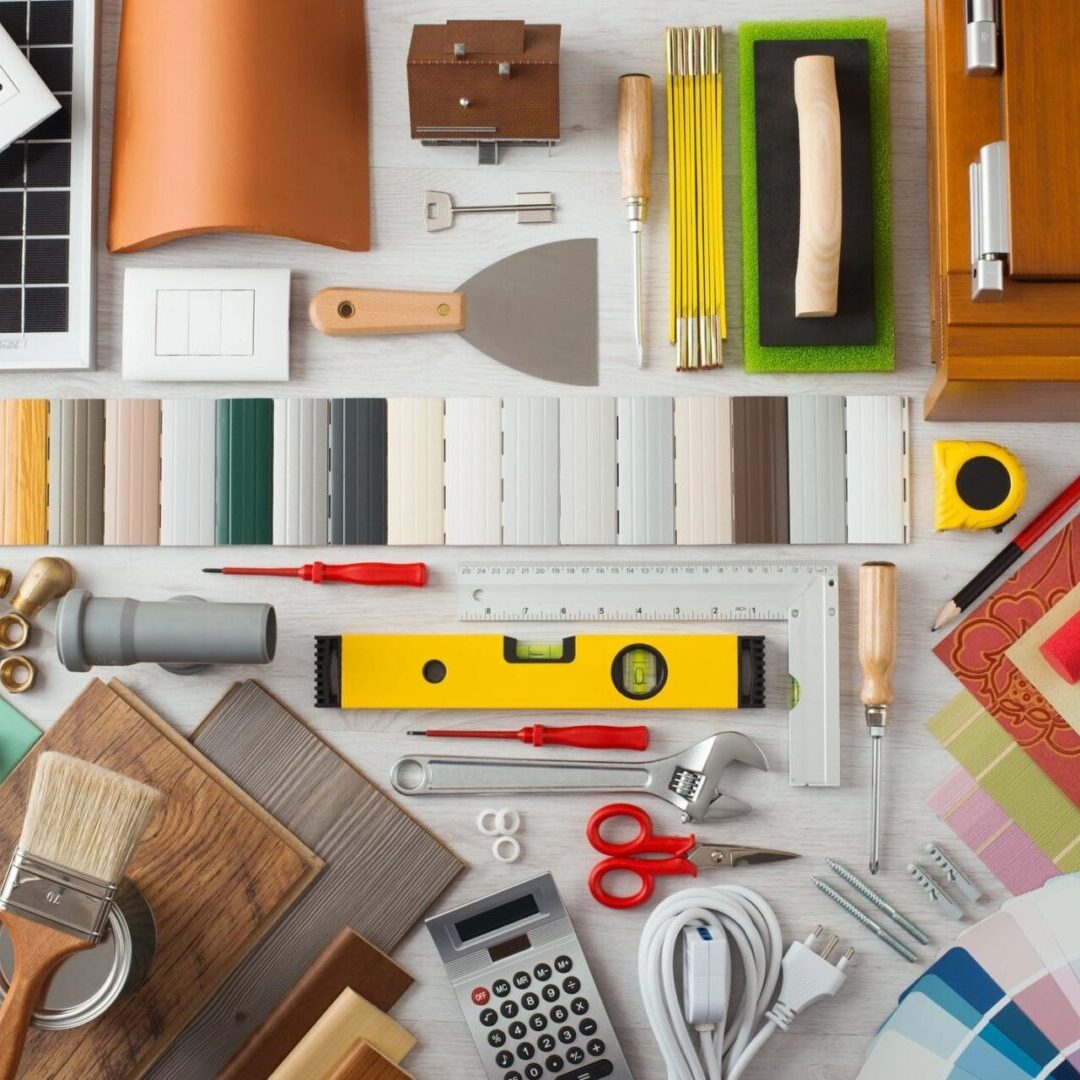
[{"xmin": 458, "ymin": 560, "xmax": 840, "ymax": 788}]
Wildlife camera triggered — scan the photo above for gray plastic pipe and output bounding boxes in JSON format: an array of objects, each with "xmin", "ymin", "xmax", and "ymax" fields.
[{"xmin": 55, "ymin": 589, "xmax": 276, "ymax": 673}]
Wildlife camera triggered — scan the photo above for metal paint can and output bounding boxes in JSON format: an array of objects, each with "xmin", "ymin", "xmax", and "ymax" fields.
[{"xmin": 0, "ymin": 879, "xmax": 156, "ymax": 1030}]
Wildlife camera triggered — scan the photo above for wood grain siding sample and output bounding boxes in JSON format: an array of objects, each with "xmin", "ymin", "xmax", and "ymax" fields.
[
  {"xmin": 1001, "ymin": 0, "xmax": 1080, "ymax": 279},
  {"xmin": 674, "ymin": 397, "xmax": 733, "ymax": 546},
  {"xmin": 444, "ymin": 398, "xmax": 501, "ymax": 545},
  {"xmin": 559, "ymin": 396, "xmax": 617, "ymax": 545},
  {"xmin": 160, "ymin": 399, "xmax": 217, "ymax": 545},
  {"xmin": 732, "ymin": 397, "xmax": 789, "ymax": 544},
  {"xmin": 216, "ymin": 398, "xmax": 274, "ymax": 544},
  {"xmin": 503, "ymin": 396, "xmax": 559, "ymax": 545},
  {"xmin": 0, "ymin": 399, "xmax": 48, "ymax": 545},
  {"xmin": 617, "ymin": 397, "xmax": 675, "ymax": 545},
  {"xmin": 327, "ymin": 1040, "xmax": 414, "ymax": 1080},
  {"xmin": 218, "ymin": 928, "xmax": 412, "ymax": 1080},
  {"xmin": 0, "ymin": 679, "xmax": 321, "ymax": 1080},
  {"xmin": 387, "ymin": 397, "xmax": 444, "ymax": 545},
  {"xmin": 153, "ymin": 681, "xmax": 463, "ymax": 1080},
  {"xmin": 269, "ymin": 989, "xmax": 415, "ymax": 1080},
  {"xmin": 48, "ymin": 399, "xmax": 105, "ymax": 546},
  {"xmin": 787, "ymin": 396, "xmax": 846, "ymax": 544},
  {"xmin": 330, "ymin": 398, "xmax": 388, "ymax": 545},
  {"xmin": 274, "ymin": 398, "xmax": 330, "ymax": 546},
  {"xmin": 104, "ymin": 399, "xmax": 161, "ymax": 546}
]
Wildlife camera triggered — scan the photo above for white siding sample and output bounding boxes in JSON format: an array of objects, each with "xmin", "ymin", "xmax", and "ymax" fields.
[
  {"xmin": 559, "ymin": 397, "xmax": 617, "ymax": 545},
  {"xmin": 845, "ymin": 396, "xmax": 910, "ymax": 545},
  {"xmin": 617, "ymin": 397, "xmax": 675, "ymax": 545},
  {"xmin": 788, "ymin": 396, "xmax": 846, "ymax": 545},
  {"xmin": 674, "ymin": 396, "xmax": 733, "ymax": 545},
  {"xmin": 502, "ymin": 398, "xmax": 559, "ymax": 545},
  {"xmin": 387, "ymin": 398, "xmax": 445, "ymax": 545},
  {"xmin": 160, "ymin": 399, "xmax": 217, "ymax": 546},
  {"xmin": 273, "ymin": 398, "xmax": 329, "ymax": 546},
  {"xmin": 445, "ymin": 398, "xmax": 502, "ymax": 545}
]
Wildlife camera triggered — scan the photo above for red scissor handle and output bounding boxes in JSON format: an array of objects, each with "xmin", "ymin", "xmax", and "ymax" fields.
[
  {"xmin": 586, "ymin": 803, "xmax": 695, "ymax": 858},
  {"xmin": 589, "ymin": 856, "xmax": 698, "ymax": 909}
]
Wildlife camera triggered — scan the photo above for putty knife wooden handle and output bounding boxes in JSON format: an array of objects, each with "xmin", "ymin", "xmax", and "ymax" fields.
[
  {"xmin": 794, "ymin": 55, "xmax": 842, "ymax": 319},
  {"xmin": 310, "ymin": 289, "xmax": 465, "ymax": 336},
  {"xmin": 859, "ymin": 562, "xmax": 898, "ymax": 708}
]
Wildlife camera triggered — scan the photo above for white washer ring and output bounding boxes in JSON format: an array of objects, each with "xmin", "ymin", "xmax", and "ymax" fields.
[
  {"xmin": 495, "ymin": 808, "xmax": 521, "ymax": 836},
  {"xmin": 477, "ymin": 809, "xmax": 501, "ymax": 836},
  {"xmin": 493, "ymin": 836, "xmax": 521, "ymax": 863}
]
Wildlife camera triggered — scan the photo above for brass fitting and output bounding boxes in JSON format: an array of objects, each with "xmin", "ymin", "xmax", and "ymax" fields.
[
  {"xmin": 0, "ymin": 655, "xmax": 35, "ymax": 693},
  {"xmin": 12, "ymin": 557, "xmax": 76, "ymax": 619},
  {"xmin": 0, "ymin": 612, "xmax": 29, "ymax": 651},
  {"xmin": 0, "ymin": 569, "xmax": 11, "ymax": 599}
]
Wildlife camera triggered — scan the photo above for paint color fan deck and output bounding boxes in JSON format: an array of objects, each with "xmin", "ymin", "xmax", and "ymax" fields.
[
  {"xmin": 859, "ymin": 875, "xmax": 1080, "ymax": 1079},
  {"xmin": 11, "ymin": 395, "xmax": 910, "ymax": 547}
]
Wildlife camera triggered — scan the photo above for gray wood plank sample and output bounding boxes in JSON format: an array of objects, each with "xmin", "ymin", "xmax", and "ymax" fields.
[{"xmin": 147, "ymin": 681, "xmax": 464, "ymax": 1080}]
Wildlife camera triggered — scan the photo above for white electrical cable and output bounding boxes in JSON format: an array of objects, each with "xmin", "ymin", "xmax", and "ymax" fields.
[{"xmin": 638, "ymin": 886, "xmax": 783, "ymax": 1080}]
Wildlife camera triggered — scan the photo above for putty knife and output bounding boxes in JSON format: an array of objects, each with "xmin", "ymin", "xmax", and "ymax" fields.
[{"xmin": 309, "ymin": 239, "xmax": 598, "ymax": 386}]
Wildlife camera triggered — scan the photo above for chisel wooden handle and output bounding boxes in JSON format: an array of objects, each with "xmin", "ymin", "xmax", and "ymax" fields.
[
  {"xmin": 859, "ymin": 563, "xmax": 898, "ymax": 708},
  {"xmin": 618, "ymin": 74, "xmax": 652, "ymax": 201},
  {"xmin": 794, "ymin": 55, "xmax": 842, "ymax": 318},
  {"xmin": 310, "ymin": 289, "xmax": 465, "ymax": 336},
  {"xmin": 0, "ymin": 912, "xmax": 93, "ymax": 1080}
]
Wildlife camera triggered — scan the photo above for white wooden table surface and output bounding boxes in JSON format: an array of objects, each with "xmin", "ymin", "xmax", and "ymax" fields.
[{"xmin": 4, "ymin": 1, "xmax": 1078, "ymax": 1076}]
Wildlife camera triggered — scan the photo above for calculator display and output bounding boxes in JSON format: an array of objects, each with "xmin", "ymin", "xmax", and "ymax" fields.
[{"xmin": 456, "ymin": 892, "xmax": 540, "ymax": 942}]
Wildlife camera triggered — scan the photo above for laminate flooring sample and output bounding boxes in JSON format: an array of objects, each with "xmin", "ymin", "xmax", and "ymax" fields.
[
  {"xmin": 0, "ymin": 679, "xmax": 321, "ymax": 1079},
  {"xmin": 149, "ymin": 681, "xmax": 464, "ymax": 1079}
]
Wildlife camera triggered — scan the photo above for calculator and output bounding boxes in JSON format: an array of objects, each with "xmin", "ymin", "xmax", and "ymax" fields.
[{"xmin": 426, "ymin": 872, "xmax": 634, "ymax": 1080}]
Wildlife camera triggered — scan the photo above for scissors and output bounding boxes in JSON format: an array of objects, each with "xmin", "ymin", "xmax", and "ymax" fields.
[{"xmin": 586, "ymin": 803, "xmax": 799, "ymax": 909}]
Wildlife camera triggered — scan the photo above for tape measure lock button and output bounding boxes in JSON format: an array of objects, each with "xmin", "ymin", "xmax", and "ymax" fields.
[{"xmin": 611, "ymin": 644, "xmax": 668, "ymax": 701}]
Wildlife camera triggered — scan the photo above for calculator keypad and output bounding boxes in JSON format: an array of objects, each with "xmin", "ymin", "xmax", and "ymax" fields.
[{"xmin": 470, "ymin": 958, "xmax": 620, "ymax": 1080}]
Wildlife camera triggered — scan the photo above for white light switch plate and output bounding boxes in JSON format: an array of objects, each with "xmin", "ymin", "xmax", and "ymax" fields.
[
  {"xmin": 0, "ymin": 22, "xmax": 60, "ymax": 152},
  {"xmin": 122, "ymin": 268, "xmax": 290, "ymax": 382}
]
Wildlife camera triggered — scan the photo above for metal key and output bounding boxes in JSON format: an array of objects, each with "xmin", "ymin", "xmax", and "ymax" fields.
[{"xmin": 423, "ymin": 190, "xmax": 556, "ymax": 232}]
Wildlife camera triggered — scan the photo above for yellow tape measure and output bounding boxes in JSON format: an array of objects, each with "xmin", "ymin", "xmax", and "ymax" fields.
[
  {"xmin": 933, "ymin": 441, "xmax": 1026, "ymax": 532},
  {"xmin": 314, "ymin": 634, "xmax": 765, "ymax": 711}
]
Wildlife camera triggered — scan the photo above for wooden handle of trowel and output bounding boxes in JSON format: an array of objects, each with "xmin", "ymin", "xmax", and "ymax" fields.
[
  {"xmin": 859, "ymin": 563, "xmax": 898, "ymax": 708},
  {"xmin": 794, "ymin": 55, "xmax": 842, "ymax": 318},
  {"xmin": 618, "ymin": 74, "xmax": 653, "ymax": 201},
  {"xmin": 309, "ymin": 289, "xmax": 466, "ymax": 336}
]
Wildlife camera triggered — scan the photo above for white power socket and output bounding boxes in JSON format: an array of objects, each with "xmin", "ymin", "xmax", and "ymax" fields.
[{"xmin": 0, "ymin": 22, "xmax": 60, "ymax": 153}]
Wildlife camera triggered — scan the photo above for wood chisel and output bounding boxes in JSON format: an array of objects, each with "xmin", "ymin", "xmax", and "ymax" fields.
[
  {"xmin": 859, "ymin": 562, "xmax": 898, "ymax": 876},
  {"xmin": 618, "ymin": 74, "xmax": 652, "ymax": 367}
]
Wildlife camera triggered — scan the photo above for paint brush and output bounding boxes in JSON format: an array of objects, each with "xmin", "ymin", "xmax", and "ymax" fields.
[{"xmin": 0, "ymin": 752, "xmax": 162, "ymax": 1078}]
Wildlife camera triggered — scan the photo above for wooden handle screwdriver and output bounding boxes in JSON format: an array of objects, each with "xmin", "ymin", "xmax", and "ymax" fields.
[
  {"xmin": 618, "ymin": 73, "xmax": 652, "ymax": 367},
  {"xmin": 859, "ymin": 563, "xmax": 898, "ymax": 876}
]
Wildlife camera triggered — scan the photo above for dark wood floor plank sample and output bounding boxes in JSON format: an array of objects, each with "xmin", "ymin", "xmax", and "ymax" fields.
[
  {"xmin": 0, "ymin": 679, "xmax": 321, "ymax": 1080},
  {"xmin": 149, "ymin": 680, "xmax": 464, "ymax": 1080}
]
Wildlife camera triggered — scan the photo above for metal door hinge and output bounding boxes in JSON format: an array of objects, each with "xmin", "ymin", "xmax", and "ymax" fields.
[
  {"xmin": 966, "ymin": 0, "xmax": 999, "ymax": 75},
  {"xmin": 970, "ymin": 141, "xmax": 1009, "ymax": 300}
]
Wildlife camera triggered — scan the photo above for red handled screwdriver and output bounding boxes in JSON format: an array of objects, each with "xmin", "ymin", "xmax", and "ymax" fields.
[
  {"xmin": 203, "ymin": 561, "xmax": 427, "ymax": 587},
  {"xmin": 407, "ymin": 724, "xmax": 649, "ymax": 751}
]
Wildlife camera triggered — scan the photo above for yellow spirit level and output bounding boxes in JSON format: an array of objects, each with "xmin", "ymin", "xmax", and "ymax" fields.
[
  {"xmin": 314, "ymin": 634, "xmax": 766, "ymax": 711},
  {"xmin": 933, "ymin": 441, "xmax": 1026, "ymax": 532}
]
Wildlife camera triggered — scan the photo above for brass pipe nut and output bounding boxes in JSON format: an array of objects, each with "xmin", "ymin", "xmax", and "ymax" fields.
[
  {"xmin": 0, "ymin": 612, "xmax": 30, "ymax": 651},
  {"xmin": 0, "ymin": 655, "xmax": 35, "ymax": 693},
  {"xmin": 0, "ymin": 569, "xmax": 11, "ymax": 599}
]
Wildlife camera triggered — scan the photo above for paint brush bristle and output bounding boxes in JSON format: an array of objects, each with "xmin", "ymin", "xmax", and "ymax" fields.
[{"xmin": 18, "ymin": 752, "xmax": 163, "ymax": 885}]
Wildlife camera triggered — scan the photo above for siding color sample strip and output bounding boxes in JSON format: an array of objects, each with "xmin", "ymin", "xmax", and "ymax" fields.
[
  {"xmin": 617, "ymin": 397, "xmax": 675, "ymax": 545},
  {"xmin": 104, "ymin": 399, "xmax": 161, "ymax": 546},
  {"xmin": 387, "ymin": 398, "xmax": 444, "ymax": 546},
  {"xmin": 560, "ymin": 396, "xmax": 617, "ymax": 545},
  {"xmin": 274, "ymin": 398, "xmax": 330, "ymax": 546},
  {"xmin": 329, "ymin": 399, "xmax": 388, "ymax": 546},
  {"xmin": 732, "ymin": 397, "xmax": 790, "ymax": 544},
  {"xmin": 845, "ymin": 395, "xmax": 910, "ymax": 544},
  {"xmin": 48, "ymin": 399, "xmax": 105, "ymax": 546},
  {"xmin": 787, "ymin": 396, "xmax": 846, "ymax": 544},
  {"xmin": 445, "ymin": 398, "xmax": 501, "ymax": 545},
  {"xmin": 160, "ymin": 399, "xmax": 217, "ymax": 546},
  {"xmin": 502, "ymin": 397, "xmax": 559, "ymax": 545},
  {"xmin": 674, "ymin": 396, "xmax": 733, "ymax": 545},
  {"xmin": 1, "ymin": 400, "xmax": 48, "ymax": 546},
  {"xmin": 216, "ymin": 399, "xmax": 274, "ymax": 545}
]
